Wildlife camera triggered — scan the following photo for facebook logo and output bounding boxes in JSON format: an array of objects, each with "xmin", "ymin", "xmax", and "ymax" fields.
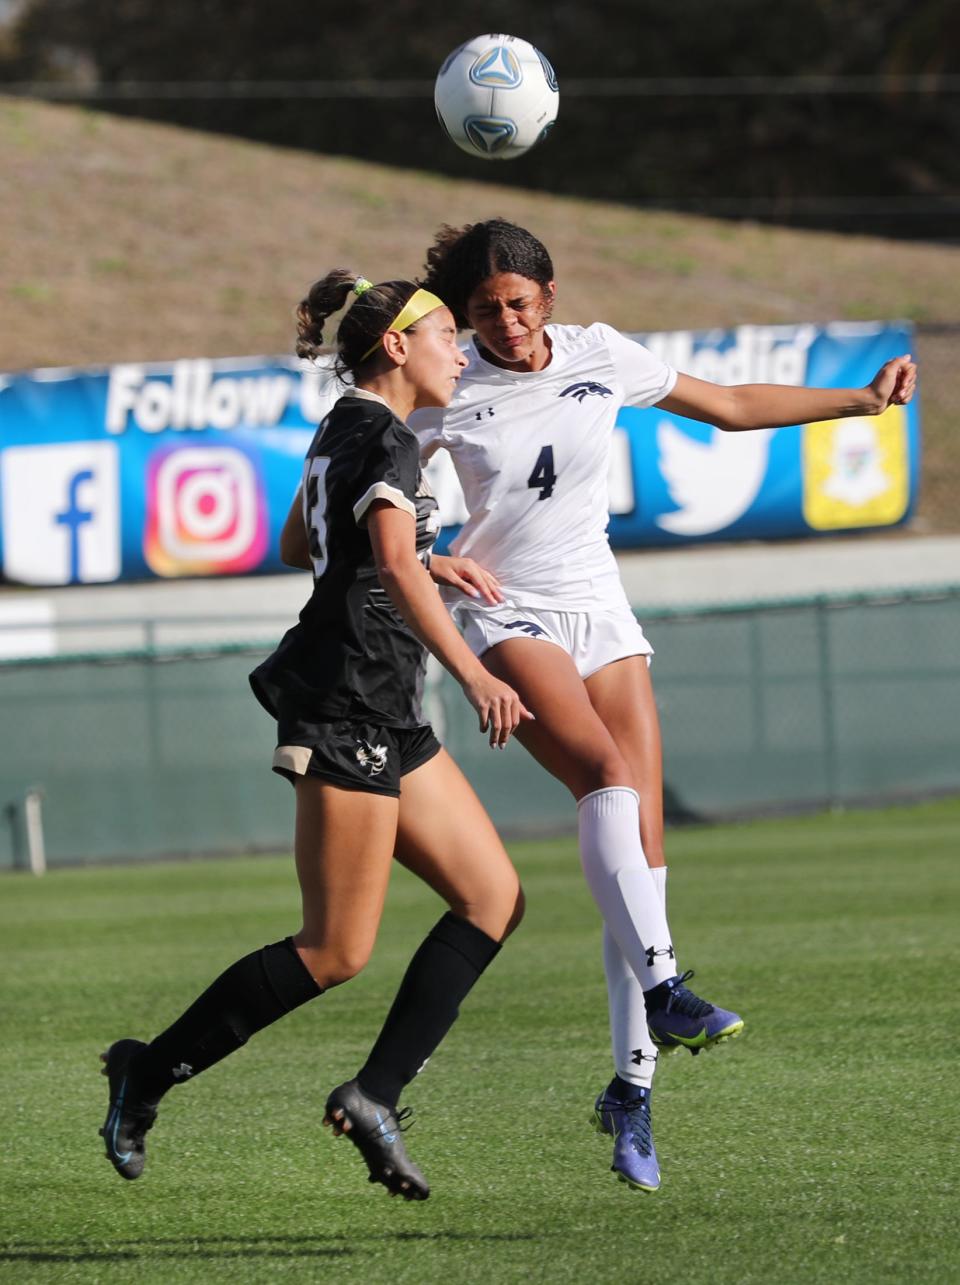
[
  {"xmin": 55, "ymin": 468, "xmax": 96, "ymax": 583},
  {"xmin": 1, "ymin": 443, "xmax": 120, "ymax": 585}
]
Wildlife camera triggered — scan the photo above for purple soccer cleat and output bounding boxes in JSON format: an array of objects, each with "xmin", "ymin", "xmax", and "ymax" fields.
[
  {"xmin": 645, "ymin": 970, "xmax": 744, "ymax": 1056},
  {"xmin": 591, "ymin": 1082, "xmax": 660, "ymax": 1192}
]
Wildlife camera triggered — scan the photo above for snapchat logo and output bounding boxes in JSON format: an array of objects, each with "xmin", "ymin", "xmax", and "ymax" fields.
[{"xmin": 802, "ymin": 405, "xmax": 909, "ymax": 530}]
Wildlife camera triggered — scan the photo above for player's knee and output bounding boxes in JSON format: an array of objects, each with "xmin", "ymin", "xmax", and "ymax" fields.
[
  {"xmin": 323, "ymin": 953, "xmax": 369, "ymax": 987},
  {"xmin": 294, "ymin": 939, "xmax": 373, "ymax": 988},
  {"xmin": 456, "ymin": 877, "xmax": 525, "ymax": 942},
  {"xmin": 501, "ymin": 883, "xmax": 526, "ymax": 939},
  {"xmin": 570, "ymin": 747, "xmax": 632, "ymax": 797}
]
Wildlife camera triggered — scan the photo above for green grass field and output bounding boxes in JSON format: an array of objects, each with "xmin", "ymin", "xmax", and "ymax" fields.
[{"xmin": 2, "ymin": 799, "xmax": 959, "ymax": 1284}]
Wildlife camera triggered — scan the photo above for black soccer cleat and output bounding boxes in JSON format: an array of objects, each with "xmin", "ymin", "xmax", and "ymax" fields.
[
  {"xmin": 323, "ymin": 1078, "xmax": 429, "ymax": 1201},
  {"xmin": 99, "ymin": 1039, "xmax": 158, "ymax": 1180}
]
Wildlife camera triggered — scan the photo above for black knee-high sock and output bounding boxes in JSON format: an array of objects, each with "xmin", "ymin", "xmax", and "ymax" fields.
[
  {"xmin": 357, "ymin": 912, "xmax": 501, "ymax": 1108},
  {"xmin": 130, "ymin": 937, "xmax": 322, "ymax": 1101}
]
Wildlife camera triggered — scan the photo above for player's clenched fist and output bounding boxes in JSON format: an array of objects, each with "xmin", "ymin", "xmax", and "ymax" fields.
[{"xmin": 868, "ymin": 354, "xmax": 918, "ymax": 411}]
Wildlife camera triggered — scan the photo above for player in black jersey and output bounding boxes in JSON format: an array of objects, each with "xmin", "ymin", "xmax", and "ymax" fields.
[{"xmin": 99, "ymin": 270, "xmax": 531, "ymax": 1202}]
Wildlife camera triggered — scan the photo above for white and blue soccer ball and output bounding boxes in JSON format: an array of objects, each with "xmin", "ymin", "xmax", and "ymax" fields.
[{"xmin": 434, "ymin": 33, "xmax": 559, "ymax": 161}]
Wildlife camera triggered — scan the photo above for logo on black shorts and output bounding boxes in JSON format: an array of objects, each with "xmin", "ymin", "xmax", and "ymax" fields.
[{"xmin": 356, "ymin": 739, "xmax": 389, "ymax": 776}]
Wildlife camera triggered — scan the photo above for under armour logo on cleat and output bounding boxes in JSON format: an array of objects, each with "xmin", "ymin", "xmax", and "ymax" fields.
[
  {"xmin": 645, "ymin": 945, "xmax": 676, "ymax": 967},
  {"xmin": 172, "ymin": 1062, "xmax": 194, "ymax": 1080}
]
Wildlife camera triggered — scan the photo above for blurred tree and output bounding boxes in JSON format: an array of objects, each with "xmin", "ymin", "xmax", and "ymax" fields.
[{"xmin": 3, "ymin": 0, "xmax": 957, "ymax": 238}]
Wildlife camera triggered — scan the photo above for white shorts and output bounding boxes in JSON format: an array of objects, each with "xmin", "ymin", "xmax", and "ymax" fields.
[{"xmin": 458, "ymin": 600, "xmax": 653, "ymax": 680}]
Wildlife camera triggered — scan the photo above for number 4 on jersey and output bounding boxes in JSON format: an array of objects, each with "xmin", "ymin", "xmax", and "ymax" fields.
[{"xmin": 527, "ymin": 445, "xmax": 557, "ymax": 500}]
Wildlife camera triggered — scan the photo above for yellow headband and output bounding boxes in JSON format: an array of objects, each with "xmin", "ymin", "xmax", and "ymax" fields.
[{"xmin": 359, "ymin": 287, "xmax": 447, "ymax": 362}]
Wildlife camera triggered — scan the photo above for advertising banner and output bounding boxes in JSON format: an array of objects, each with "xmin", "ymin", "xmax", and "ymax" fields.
[
  {"xmin": 0, "ymin": 322, "xmax": 918, "ymax": 585},
  {"xmin": 612, "ymin": 321, "xmax": 919, "ymax": 547}
]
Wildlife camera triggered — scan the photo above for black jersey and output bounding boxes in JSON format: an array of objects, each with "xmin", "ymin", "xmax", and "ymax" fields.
[{"xmin": 250, "ymin": 390, "xmax": 441, "ymax": 728}]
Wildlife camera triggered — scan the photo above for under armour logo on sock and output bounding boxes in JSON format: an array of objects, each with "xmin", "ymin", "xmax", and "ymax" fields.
[
  {"xmin": 645, "ymin": 945, "xmax": 675, "ymax": 967},
  {"xmin": 172, "ymin": 1062, "xmax": 194, "ymax": 1080},
  {"xmin": 631, "ymin": 1049, "xmax": 658, "ymax": 1067}
]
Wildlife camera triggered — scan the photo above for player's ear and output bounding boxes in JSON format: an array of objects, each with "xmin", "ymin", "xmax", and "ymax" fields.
[
  {"xmin": 381, "ymin": 329, "xmax": 408, "ymax": 365},
  {"xmin": 542, "ymin": 280, "xmax": 557, "ymax": 309}
]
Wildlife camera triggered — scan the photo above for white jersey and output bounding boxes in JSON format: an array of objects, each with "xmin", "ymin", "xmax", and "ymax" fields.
[{"xmin": 413, "ymin": 323, "xmax": 677, "ymax": 611}]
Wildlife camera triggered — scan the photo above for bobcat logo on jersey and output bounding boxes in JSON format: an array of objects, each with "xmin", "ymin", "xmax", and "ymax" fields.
[
  {"xmin": 356, "ymin": 739, "xmax": 389, "ymax": 776},
  {"xmin": 645, "ymin": 945, "xmax": 676, "ymax": 967},
  {"xmin": 502, "ymin": 619, "xmax": 547, "ymax": 638},
  {"xmin": 559, "ymin": 381, "xmax": 613, "ymax": 402}
]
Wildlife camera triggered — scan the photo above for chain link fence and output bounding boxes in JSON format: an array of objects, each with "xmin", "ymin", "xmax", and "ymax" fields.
[{"xmin": 1, "ymin": 585, "xmax": 957, "ymax": 868}]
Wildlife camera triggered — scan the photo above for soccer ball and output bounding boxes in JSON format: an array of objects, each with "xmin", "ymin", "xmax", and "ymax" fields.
[{"xmin": 434, "ymin": 33, "xmax": 559, "ymax": 161}]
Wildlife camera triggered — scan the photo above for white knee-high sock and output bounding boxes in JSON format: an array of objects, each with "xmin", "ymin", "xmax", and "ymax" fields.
[
  {"xmin": 602, "ymin": 926, "xmax": 659, "ymax": 1089},
  {"xmin": 577, "ymin": 787, "xmax": 678, "ymax": 991},
  {"xmin": 650, "ymin": 865, "xmax": 667, "ymax": 910}
]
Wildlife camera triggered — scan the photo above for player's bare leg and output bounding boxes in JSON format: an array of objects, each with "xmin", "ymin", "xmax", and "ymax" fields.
[
  {"xmin": 282, "ymin": 781, "xmax": 429, "ymax": 1202},
  {"xmin": 585, "ymin": 654, "xmax": 744, "ymax": 1052},
  {"xmin": 290, "ymin": 778, "xmax": 398, "ymax": 987},
  {"xmin": 585, "ymin": 656, "xmax": 666, "ymax": 866},
  {"xmin": 325, "ymin": 752, "xmax": 520, "ymax": 1201},
  {"xmin": 483, "ymin": 637, "xmax": 635, "ymax": 799},
  {"xmin": 483, "ymin": 635, "xmax": 739, "ymax": 1195},
  {"xmin": 100, "ymin": 781, "xmax": 394, "ymax": 1184},
  {"xmin": 394, "ymin": 748, "xmax": 524, "ymax": 942}
]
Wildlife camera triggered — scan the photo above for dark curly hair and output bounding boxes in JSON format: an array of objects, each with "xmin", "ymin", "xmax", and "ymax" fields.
[
  {"xmin": 420, "ymin": 219, "xmax": 554, "ymax": 330},
  {"xmin": 295, "ymin": 270, "xmax": 422, "ymax": 380}
]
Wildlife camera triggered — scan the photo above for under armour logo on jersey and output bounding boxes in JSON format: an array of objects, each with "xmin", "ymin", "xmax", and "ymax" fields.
[
  {"xmin": 630, "ymin": 1049, "xmax": 658, "ymax": 1067},
  {"xmin": 171, "ymin": 1062, "xmax": 194, "ymax": 1080},
  {"xmin": 475, "ymin": 407, "xmax": 495, "ymax": 420},
  {"xmin": 356, "ymin": 739, "xmax": 389, "ymax": 775},
  {"xmin": 559, "ymin": 381, "xmax": 613, "ymax": 402},
  {"xmin": 645, "ymin": 945, "xmax": 676, "ymax": 967},
  {"xmin": 502, "ymin": 619, "xmax": 547, "ymax": 637}
]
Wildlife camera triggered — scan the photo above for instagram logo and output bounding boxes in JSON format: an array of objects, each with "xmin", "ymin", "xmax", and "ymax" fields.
[{"xmin": 144, "ymin": 446, "xmax": 268, "ymax": 577}]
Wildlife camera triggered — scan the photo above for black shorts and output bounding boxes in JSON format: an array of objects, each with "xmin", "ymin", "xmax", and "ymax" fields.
[{"xmin": 271, "ymin": 719, "xmax": 441, "ymax": 798}]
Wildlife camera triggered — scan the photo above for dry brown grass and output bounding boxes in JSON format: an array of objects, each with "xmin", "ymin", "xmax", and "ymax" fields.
[{"xmin": 2, "ymin": 97, "xmax": 957, "ymax": 529}]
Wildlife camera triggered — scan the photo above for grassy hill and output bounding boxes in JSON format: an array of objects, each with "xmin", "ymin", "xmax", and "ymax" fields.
[{"xmin": 2, "ymin": 97, "xmax": 957, "ymax": 532}]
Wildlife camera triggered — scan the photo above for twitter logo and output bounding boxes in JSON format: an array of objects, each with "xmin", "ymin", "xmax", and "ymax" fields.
[{"xmin": 654, "ymin": 420, "xmax": 774, "ymax": 536}]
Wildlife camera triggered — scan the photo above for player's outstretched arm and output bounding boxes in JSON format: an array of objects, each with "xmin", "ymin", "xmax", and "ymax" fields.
[
  {"xmin": 658, "ymin": 355, "xmax": 917, "ymax": 433},
  {"xmin": 368, "ymin": 502, "xmax": 532, "ymax": 748}
]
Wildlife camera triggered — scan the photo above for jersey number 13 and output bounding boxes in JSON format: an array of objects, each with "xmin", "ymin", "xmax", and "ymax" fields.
[{"xmin": 304, "ymin": 456, "xmax": 332, "ymax": 578}]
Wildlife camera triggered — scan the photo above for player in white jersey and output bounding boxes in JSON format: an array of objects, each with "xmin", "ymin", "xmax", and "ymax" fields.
[{"xmin": 416, "ymin": 218, "xmax": 917, "ymax": 1193}]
